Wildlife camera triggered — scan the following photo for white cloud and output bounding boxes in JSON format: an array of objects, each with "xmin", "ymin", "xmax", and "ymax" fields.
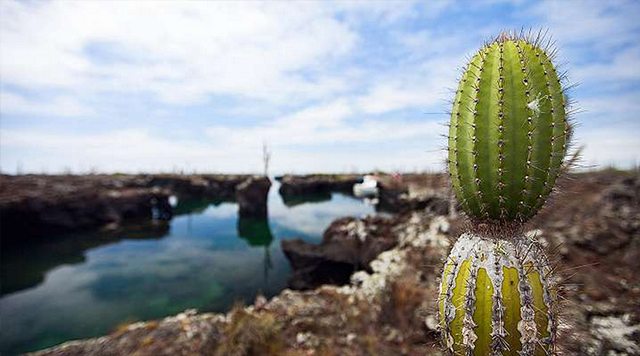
[
  {"xmin": 0, "ymin": 129, "xmax": 249, "ymax": 173},
  {"xmin": 579, "ymin": 91, "xmax": 640, "ymax": 119},
  {"xmin": 578, "ymin": 127, "xmax": 640, "ymax": 169},
  {"xmin": 572, "ymin": 47, "xmax": 640, "ymax": 87},
  {"xmin": 354, "ymin": 57, "xmax": 457, "ymax": 115},
  {"xmin": 357, "ymin": 84, "xmax": 436, "ymax": 115},
  {"xmin": 206, "ymin": 97, "xmax": 443, "ymax": 148},
  {"xmin": 0, "ymin": 1, "xmax": 357, "ymax": 104},
  {"xmin": 531, "ymin": 1, "xmax": 640, "ymax": 86},
  {"xmin": 0, "ymin": 0, "xmax": 638, "ymax": 173},
  {"xmin": 532, "ymin": 1, "xmax": 639, "ymax": 48},
  {"xmin": 0, "ymin": 91, "xmax": 93, "ymax": 117}
]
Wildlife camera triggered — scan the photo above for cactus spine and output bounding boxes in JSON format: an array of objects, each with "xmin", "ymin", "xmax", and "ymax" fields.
[
  {"xmin": 448, "ymin": 33, "xmax": 570, "ymax": 222},
  {"xmin": 439, "ymin": 32, "xmax": 571, "ymax": 355}
]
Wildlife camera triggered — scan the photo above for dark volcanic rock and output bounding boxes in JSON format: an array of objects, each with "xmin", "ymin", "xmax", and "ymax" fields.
[
  {"xmin": 146, "ymin": 174, "xmax": 247, "ymax": 200},
  {"xmin": 281, "ymin": 239, "xmax": 357, "ymax": 289},
  {"xmin": 0, "ymin": 186, "xmax": 171, "ymax": 244},
  {"xmin": 376, "ymin": 182, "xmax": 408, "ymax": 212},
  {"xmin": 528, "ymin": 171, "xmax": 640, "ymax": 355},
  {"xmin": 0, "ymin": 174, "xmax": 251, "ymax": 242},
  {"xmin": 235, "ymin": 176, "xmax": 271, "ymax": 219},
  {"xmin": 277, "ymin": 174, "xmax": 360, "ymax": 198},
  {"xmin": 377, "ymin": 182, "xmax": 449, "ymax": 215},
  {"xmin": 281, "ymin": 215, "xmax": 397, "ymax": 290}
]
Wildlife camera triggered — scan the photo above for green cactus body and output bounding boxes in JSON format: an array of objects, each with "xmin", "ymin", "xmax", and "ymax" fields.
[
  {"xmin": 448, "ymin": 35, "xmax": 570, "ymax": 222},
  {"xmin": 438, "ymin": 233, "xmax": 556, "ymax": 355}
]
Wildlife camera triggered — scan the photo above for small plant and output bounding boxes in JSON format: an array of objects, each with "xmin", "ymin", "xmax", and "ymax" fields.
[
  {"xmin": 214, "ymin": 305, "xmax": 284, "ymax": 356},
  {"xmin": 438, "ymin": 31, "xmax": 573, "ymax": 355}
]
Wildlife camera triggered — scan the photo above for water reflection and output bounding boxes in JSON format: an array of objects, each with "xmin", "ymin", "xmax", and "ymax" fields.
[
  {"xmin": 0, "ymin": 221, "xmax": 170, "ymax": 297},
  {"xmin": 1, "ymin": 198, "xmax": 233, "ymax": 298},
  {"xmin": 173, "ymin": 197, "xmax": 228, "ymax": 216},
  {"xmin": 0, "ymin": 183, "xmax": 374, "ymax": 354},
  {"xmin": 237, "ymin": 216, "xmax": 274, "ymax": 284},
  {"xmin": 237, "ymin": 217, "xmax": 274, "ymax": 247}
]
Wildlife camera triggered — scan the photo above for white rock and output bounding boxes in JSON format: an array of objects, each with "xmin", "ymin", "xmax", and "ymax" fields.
[{"xmin": 591, "ymin": 315, "xmax": 640, "ymax": 354}]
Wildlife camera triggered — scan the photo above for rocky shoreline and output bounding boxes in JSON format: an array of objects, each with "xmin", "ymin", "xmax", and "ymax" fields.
[
  {"xmin": 32, "ymin": 211, "xmax": 451, "ymax": 356},
  {"xmin": 281, "ymin": 189, "xmax": 450, "ymax": 291},
  {"xmin": 28, "ymin": 170, "xmax": 640, "ymax": 356},
  {"xmin": 0, "ymin": 174, "xmax": 258, "ymax": 243}
]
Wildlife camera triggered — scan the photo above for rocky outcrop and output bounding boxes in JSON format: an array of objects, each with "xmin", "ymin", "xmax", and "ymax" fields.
[
  {"xmin": 0, "ymin": 174, "xmax": 252, "ymax": 242},
  {"xmin": 281, "ymin": 215, "xmax": 398, "ymax": 290},
  {"xmin": 146, "ymin": 174, "xmax": 248, "ymax": 200},
  {"xmin": 235, "ymin": 176, "xmax": 271, "ymax": 219},
  {"xmin": 527, "ymin": 171, "xmax": 640, "ymax": 355},
  {"xmin": 32, "ymin": 310, "xmax": 227, "ymax": 356},
  {"xmin": 276, "ymin": 174, "xmax": 361, "ymax": 198},
  {"xmin": 377, "ymin": 183, "xmax": 450, "ymax": 214},
  {"xmin": 376, "ymin": 173, "xmax": 450, "ymax": 214},
  {"xmin": 0, "ymin": 185, "xmax": 171, "ymax": 244}
]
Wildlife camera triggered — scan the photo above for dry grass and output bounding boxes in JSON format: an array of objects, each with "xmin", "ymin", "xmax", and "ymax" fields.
[
  {"xmin": 214, "ymin": 305, "xmax": 285, "ymax": 356},
  {"xmin": 386, "ymin": 277, "xmax": 427, "ymax": 330}
]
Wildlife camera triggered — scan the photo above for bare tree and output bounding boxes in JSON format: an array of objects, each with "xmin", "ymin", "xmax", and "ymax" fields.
[{"xmin": 262, "ymin": 142, "xmax": 271, "ymax": 177}]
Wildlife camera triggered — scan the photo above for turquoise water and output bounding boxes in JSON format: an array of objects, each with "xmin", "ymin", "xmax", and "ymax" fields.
[{"xmin": 0, "ymin": 183, "xmax": 374, "ymax": 354}]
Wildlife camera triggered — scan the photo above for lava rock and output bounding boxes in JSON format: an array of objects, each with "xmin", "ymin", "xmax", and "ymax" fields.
[
  {"xmin": 236, "ymin": 176, "xmax": 271, "ymax": 219},
  {"xmin": 277, "ymin": 174, "xmax": 360, "ymax": 198},
  {"xmin": 0, "ymin": 174, "xmax": 251, "ymax": 242},
  {"xmin": 281, "ymin": 216, "xmax": 397, "ymax": 290},
  {"xmin": 377, "ymin": 182, "xmax": 449, "ymax": 215},
  {"xmin": 0, "ymin": 186, "xmax": 171, "ymax": 244}
]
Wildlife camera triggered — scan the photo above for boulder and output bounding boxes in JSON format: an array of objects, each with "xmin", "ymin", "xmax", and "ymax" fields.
[
  {"xmin": 277, "ymin": 174, "xmax": 360, "ymax": 198},
  {"xmin": 281, "ymin": 216, "xmax": 397, "ymax": 290},
  {"xmin": 235, "ymin": 176, "xmax": 271, "ymax": 219},
  {"xmin": 377, "ymin": 181, "xmax": 449, "ymax": 215}
]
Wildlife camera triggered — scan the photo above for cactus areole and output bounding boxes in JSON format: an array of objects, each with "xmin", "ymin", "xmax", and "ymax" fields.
[
  {"xmin": 448, "ymin": 33, "xmax": 571, "ymax": 223},
  {"xmin": 438, "ymin": 234, "xmax": 557, "ymax": 356}
]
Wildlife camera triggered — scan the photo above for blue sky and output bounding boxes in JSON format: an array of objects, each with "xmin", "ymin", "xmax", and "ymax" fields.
[{"xmin": 1, "ymin": 0, "xmax": 638, "ymax": 174}]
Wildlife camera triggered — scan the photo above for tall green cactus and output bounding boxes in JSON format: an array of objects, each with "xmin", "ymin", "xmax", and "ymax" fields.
[
  {"xmin": 438, "ymin": 32, "xmax": 571, "ymax": 355},
  {"xmin": 438, "ymin": 233, "xmax": 556, "ymax": 356},
  {"xmin": 448, "ymin": 33, "xmax": 571, "ymax": 222}
]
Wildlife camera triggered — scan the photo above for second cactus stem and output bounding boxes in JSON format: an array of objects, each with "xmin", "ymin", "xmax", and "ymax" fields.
[{"xmin": 438, "ymin": 233, "xmax": 557, "ymax": 355}]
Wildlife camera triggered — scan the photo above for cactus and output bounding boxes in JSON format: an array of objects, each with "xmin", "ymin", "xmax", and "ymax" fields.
[
  {"xmin": 448, "ymin": 32, "xmax": 571, "ymax": 222},
  {"xmin": 438, "ymin": 233, "xmax": 556, "ymax": 356},
  {"xmin": 438, "ymin": 32, "xmax": 571, "ymax": 355}
]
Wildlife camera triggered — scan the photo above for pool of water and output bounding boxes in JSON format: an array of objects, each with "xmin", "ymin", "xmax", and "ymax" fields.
[{"xmin": 0, "ymin": 182, "xmax": 374, "ymax": 354}]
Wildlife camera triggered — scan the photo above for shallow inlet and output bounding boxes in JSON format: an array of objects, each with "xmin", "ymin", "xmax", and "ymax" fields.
[{"xmin": 0, "ymin": 182, "xmax": 374, "ymax": 354}]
